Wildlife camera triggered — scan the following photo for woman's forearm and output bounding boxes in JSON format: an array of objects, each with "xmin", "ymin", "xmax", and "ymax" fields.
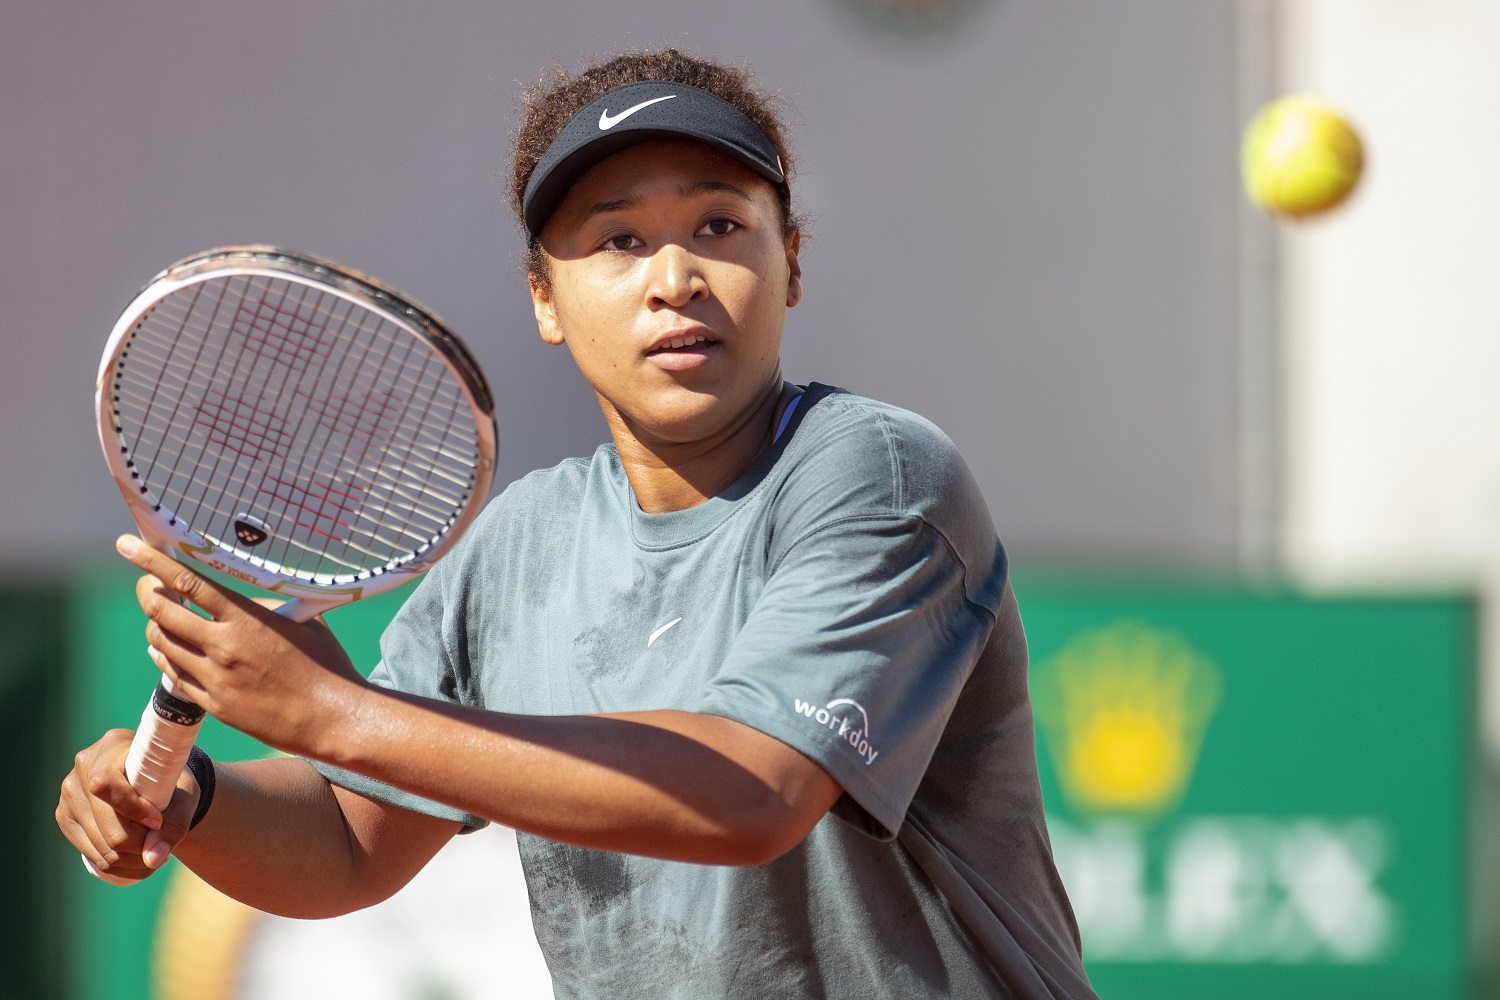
[
  {"xmin": 173, "ymin": 756, "xmax": 458, "ymax": 918},
  {"xmin": 317, "ymin": 691, "xmax": 838, "ymax": 866}
]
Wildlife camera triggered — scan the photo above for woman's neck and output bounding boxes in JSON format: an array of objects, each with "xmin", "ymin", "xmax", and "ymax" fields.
[{"xmin": 605, "ymin": 379, "xmax": 799, "ymax": 514}]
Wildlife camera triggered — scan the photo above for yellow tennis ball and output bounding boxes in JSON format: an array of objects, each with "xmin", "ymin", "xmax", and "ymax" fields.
[{"xmin": 1242, "ymin": 95, "xmax": 1364, "ymax": 218}]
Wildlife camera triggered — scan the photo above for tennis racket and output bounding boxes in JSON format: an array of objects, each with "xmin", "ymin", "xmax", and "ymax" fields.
[{"xmin": 88, "ymin": 246, "xmax": 496, "ymax": 884}]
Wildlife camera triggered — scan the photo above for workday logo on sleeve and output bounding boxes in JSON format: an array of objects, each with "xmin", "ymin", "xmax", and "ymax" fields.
[{"xmin": 792, "ymin": 696, "xmax": 880, "ymax": 765}]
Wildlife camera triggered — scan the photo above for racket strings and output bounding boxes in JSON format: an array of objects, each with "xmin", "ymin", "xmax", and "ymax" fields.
[
  {"xmin": 125, "ymin": 328, "xmax": 471, "ymax": 574},
  {"xmin": 210, "ymin": 281, "xmax": 386, "ymax": 547},
  {"xmin": 111, "ymin": 273, "xmax": 482, "ymax": 583},
  {"xmin": 122, "ymin": 333, "xmax": 471, "ymax": 478},
  {"xmin": 114, "ymin": 376, "xmax": 468, "ymax": 531}
]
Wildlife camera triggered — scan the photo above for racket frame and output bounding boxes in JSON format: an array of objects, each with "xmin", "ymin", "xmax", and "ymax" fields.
[{"xmin": 95, "ymin": 246, "xmax": 496, "ymax": 613}]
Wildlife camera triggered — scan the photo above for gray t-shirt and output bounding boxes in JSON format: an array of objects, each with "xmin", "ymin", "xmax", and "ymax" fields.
[{"xmin": 314, "ymin": 384, "xmax": 1095, "ymax": 1000}]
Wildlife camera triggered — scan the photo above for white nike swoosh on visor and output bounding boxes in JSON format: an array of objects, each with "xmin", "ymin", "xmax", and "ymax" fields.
[
  {"xmin": 599, "ymin": 94, "xmax": 677, "ymax": 130},
  {"xmin": 648, "ymin": 617, "xmax": 683, "ymax": 647}
]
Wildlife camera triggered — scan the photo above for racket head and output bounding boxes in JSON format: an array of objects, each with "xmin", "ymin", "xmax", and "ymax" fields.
[{"xmin": 96, "ymin": 246, "xmax": 496, "ymax": 605}]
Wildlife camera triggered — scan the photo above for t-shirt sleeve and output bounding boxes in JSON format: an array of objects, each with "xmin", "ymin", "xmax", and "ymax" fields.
[
  {"xmin": 308, "ymin": 567, "xmax": 489, "ymax": 831},
  {"xmin": 697, "ymin": 513, "xmax": 998, "ymax": 841}
]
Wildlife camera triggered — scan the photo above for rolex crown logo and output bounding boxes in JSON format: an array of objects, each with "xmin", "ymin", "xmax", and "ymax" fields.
[{"xmin": 1033, "ymin": 621, "xmax": 1220, "ymax": 817}]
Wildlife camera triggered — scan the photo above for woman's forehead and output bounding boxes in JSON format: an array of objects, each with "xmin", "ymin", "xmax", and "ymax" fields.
[{"xmin": 560, "ymin": 139, "xmax": 772, "ymax": 213}]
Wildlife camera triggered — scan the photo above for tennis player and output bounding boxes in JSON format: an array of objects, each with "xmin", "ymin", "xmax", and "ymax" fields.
[{"xmin": 58, "ymin": 50, "xmax": 1096, "ymax": 999}]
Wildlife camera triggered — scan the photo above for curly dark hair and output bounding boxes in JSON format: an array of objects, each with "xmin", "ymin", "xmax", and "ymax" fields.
[{"xmin": 511, "ymin": 49, "xmax": 801, "ymax": 288}]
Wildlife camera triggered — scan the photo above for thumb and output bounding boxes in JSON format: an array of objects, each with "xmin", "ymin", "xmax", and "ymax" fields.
[
  {"xmin": 142, "ymin": 828, "xmax": 176, "ymax": 870},
  {"xmin": 143, "ymin": 781, "xmax": 198, "ymax": 870}
]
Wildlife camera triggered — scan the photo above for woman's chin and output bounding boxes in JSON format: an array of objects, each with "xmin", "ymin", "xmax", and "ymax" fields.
[
  {"xmin": 618, "ymin": 393, "xmax": 741, "ymax": 446},
  {"xmin": 598, "ymin": 364, "xmax": 782, "ymax": 449}
]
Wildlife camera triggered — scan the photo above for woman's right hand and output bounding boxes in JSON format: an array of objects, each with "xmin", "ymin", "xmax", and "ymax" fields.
[{"xmin": 56, "ymin": 728, "xmax": 199, "ymax": 882}]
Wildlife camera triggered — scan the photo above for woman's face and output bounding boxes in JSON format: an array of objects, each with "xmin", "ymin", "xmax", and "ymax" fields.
[{"xmin": 531, "ymin": 138, "xmax": 801, "ymax": 447}]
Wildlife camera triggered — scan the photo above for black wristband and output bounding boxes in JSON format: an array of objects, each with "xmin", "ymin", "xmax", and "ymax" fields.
[{"xmin": 185, "ymin": 745, "xmax": 216, "ymax": 831}]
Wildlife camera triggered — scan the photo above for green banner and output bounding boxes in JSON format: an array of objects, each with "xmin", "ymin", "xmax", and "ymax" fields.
[
  {"xmin": 2, "ymin": 584, "xmax": 68, "ymax": 1000},
  {"xmin": 1020, "ymin": 581, "xmax": 1476, "ymax": 999}
]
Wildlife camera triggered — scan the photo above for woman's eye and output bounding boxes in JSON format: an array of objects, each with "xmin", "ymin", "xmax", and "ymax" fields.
[
  {"xmin": 700, "ymin": 218, "xmax": 738, "ymax": 237},
  {"xmin": 605, "ymin": 234, "xmax": 640, "ymax": 251}
]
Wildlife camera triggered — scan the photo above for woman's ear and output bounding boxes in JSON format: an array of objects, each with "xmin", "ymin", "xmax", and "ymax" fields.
[
  {"xmin": 785, "ymin": 229, "xmax": 803, "ymax": 309},
  {"xmin": 530, "ymin": 273, "xmax": 566, "ymax": 346}
]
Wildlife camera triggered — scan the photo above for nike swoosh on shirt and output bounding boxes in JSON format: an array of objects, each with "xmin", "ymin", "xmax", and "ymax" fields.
[
  {"xmin": 647, "ymin": 617, "xmax": 683, "ymax": 647},
  {"xmin": 599, "ymin": 95, "xmax": 677, "ymax": 130}
]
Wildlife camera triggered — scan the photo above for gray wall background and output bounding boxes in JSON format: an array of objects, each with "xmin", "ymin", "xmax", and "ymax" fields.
[{"xmin": 1, "ymin": 0, "xmax": 1244, "ymax": 571}]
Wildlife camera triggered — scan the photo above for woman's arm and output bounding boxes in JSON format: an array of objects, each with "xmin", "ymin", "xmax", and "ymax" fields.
[
  {"xmin": 177, "ymin": 755, "xmax": 461, "ymax": 916},
  {"xmin": 120, "ymin": 535, "xmax": 842, "ymax": 869},
  {"xmin": 320, "ymin": 700, "xmax": 841, "ymax": 866},
  {"xmin": 57, "ymin": 732, "xmax": 459, "ymax": 917}
]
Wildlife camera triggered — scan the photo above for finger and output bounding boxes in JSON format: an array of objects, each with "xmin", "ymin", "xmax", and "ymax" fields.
[
  {"xmin": 76, "ymin": 762, "xmax": 164, "ymax": 881},
  {"xmin": 146, "ymin": 644, "xmax": 212, "ymax": 705},
  {"xmin": 58, "ymin": 778, "xmax": 114, "ymax": 869},
  {"xmin": 137, "ymin": 572, "xmax": 212, "ymax": 629},
  {"xmin": 83, "ymin": 753, "xmax": 163, "ymax": 832},
  {"xmin": 143, "ymin": 782, "xmax": 198, "ymax": 869},
  {"xmin": 141, "ymin": 832, "xmax": 171, "ymax": 871},
  {"xmin": 116, "ymin": 535, "xmax": 248, "ymax": 621},
  {"xmin": 132, "ymin": 564, "xmax": 224, "ymax": 638},
  {"xmin": 58, "ymin": 812, "xmax": 106, "ymax": 870},
  {"xmin": 88, "ymin": 790, "xmax": 147, "ymax": 865},
  {"xmin": 95, "ymin": 857, "xmax": 154, "ymax": 882},
  {"xmin": 69, "ymin": 777, "xmax": 151, "ymax": 877},
  {"xmin": 144, "ymin": 618, "xmax": 208, "ymax": 669}
]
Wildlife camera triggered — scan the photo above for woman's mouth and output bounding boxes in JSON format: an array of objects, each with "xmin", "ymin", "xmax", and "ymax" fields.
[{"xmin": 646, "ymin": 333, "xmax": 719, "ymax": 371}]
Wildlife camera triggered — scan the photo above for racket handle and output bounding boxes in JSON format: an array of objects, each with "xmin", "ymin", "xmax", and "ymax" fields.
[
  {"xmin": 126, "ymin": 680, "xmax": 206, "ymax": 808},
  {"xmin": 83, "ymin": 680, "xmax": 205, "ymax": 886}
]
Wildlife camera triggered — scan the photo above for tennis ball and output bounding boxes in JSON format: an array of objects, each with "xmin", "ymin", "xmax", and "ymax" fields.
[{"xmin": 1241, "ymin": 95, "xmax": 1364, "ymax": 219}]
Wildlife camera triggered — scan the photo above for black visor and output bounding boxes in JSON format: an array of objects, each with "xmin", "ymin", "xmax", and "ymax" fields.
[{"xmin": 521, "ymin": 81, "xmax": 786, "ymax": 238}]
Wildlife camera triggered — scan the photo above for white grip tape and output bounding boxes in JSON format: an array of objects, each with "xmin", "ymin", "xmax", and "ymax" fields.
[{"xmin": 125, "ymin": 698, "xmax": 202, "ymax": 811}]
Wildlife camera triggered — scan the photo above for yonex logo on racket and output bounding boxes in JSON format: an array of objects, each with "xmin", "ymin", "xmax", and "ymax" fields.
[{"xmin": 234, "ymin": 516, "xmax": 269, "ymax": 547}]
